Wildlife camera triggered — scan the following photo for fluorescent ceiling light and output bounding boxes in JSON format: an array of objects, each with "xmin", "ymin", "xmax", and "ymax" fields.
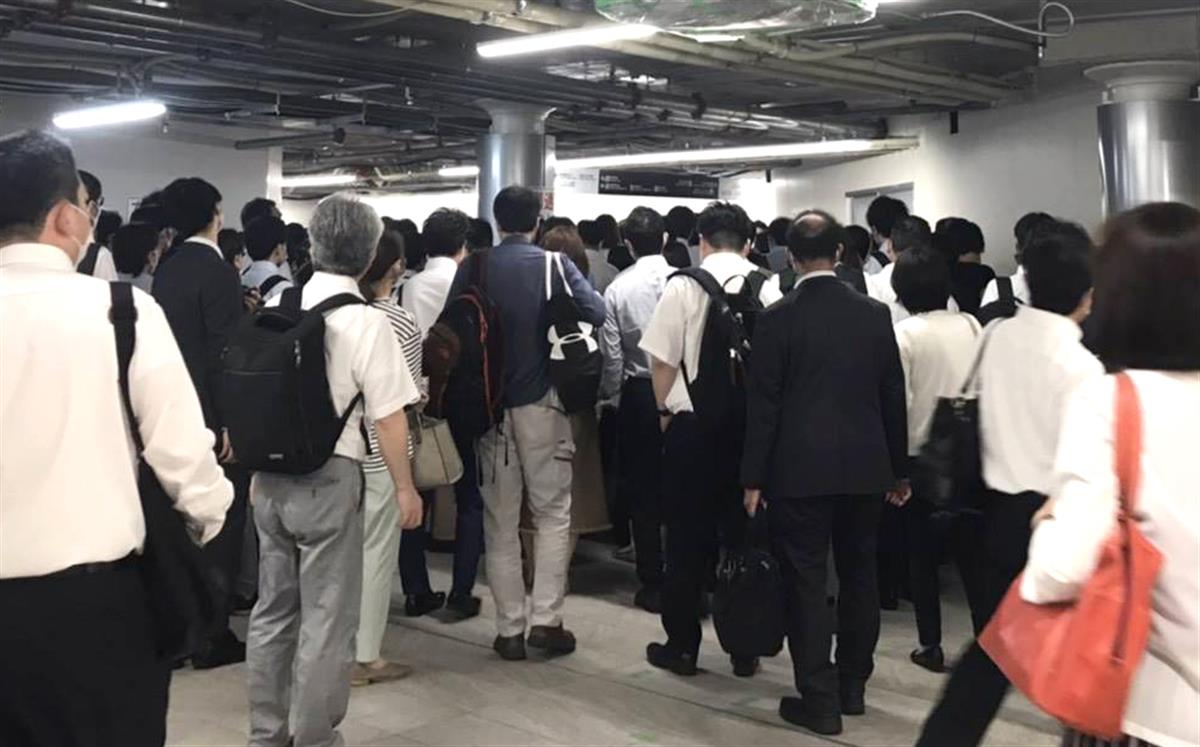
[
  {"xmin": 438, "ymin": 165, "xmax": 481, "ymax": 178},
  {"xmin": 477, "ymin": 23, "xmax": 658, "ymax": 59},
  {"xmin": 52, "ymin": 99, "xmax": 167, "ymax": 130},
  {"xmin": 437, "ymin": 138, "xmax": 916, "ymax": 177},
  {"xmin": 280, "ymin": 173, "xmax": 359, "ymax": 188},
  {"xmin": 683, "ymin": 33, "xmax": 744, "ymax": 43}
]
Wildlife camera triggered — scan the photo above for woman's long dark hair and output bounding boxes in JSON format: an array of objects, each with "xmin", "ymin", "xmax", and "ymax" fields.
[{"xmin": 358, "ymin": 228, "xmax": 405, "ymax": 299}]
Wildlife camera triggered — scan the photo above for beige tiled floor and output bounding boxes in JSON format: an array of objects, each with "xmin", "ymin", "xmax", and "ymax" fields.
[{"xmin": 168, "ymin": 542, "xmax": 1059, "ymax": 747}]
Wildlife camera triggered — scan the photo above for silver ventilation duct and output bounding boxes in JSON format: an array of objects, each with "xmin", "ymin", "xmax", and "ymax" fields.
[
  {"xmin": 1086, "ymin": 61, "xmax": 1200, "ymax": 215},
  {"xmin": 475, "ymin": 100, "xmax": 556, "ymax": 230},
  {"xmin": 594, "ymin": 0, "xmax": 877, "ymax": 34}
]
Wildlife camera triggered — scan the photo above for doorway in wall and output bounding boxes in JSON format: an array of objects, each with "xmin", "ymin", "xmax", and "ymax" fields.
[{"xmin": 847, "ymin": 183, "xmax": 914, "ymax": 228}]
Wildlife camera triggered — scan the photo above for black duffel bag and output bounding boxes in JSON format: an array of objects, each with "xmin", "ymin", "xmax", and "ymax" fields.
[
  {"xmin": 913, "ymin": 319, "xmax": 1007, "ymax": 513},
  {"xmin": 713, "ymin": 508, "xmax": 785, "ymax": 659}
]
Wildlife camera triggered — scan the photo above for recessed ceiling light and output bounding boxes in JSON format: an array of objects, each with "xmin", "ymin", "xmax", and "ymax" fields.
[{"xmin": 477, "ymin": 24, "xmax": 659, "ymax": 59}]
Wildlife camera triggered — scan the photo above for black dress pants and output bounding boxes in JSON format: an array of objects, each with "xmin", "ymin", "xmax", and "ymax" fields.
[
  {"xmin": 904, "ymin": 499, "xmax": 987, "ymax": 648},
  {"xmin": 769, "ymin": 495, "xmax": 884, "ymax": 711},
  {"xmin": 0, "ymin": 560, "xmax": 171, "ymax": 747},
  {"xmin": 915, "ymin": 489, "xmax": 1046, "ymax": 747},
  {"xmin": 202, "ymin": 463, "xmax": 249, "ymax": 641},
  {"xmin": 618, "ymin": 378, "xmax": 663, "ymax": 591},
  {"xmin": 877, "ymin": 501, "xmax": 908, "ymax": 604},
  {"xmin": 660, "ymin": 413, "xmax": 745, "ymax": 657}
]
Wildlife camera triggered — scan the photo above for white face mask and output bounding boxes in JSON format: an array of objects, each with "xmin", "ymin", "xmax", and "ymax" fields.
[{"xmin": 64, "ymin": 202, "xmax": 99, "ymax": 265}]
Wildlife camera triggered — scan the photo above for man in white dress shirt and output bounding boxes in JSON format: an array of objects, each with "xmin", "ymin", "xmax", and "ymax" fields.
[
  {"xmin": 403, "ymin": 207, "xmax": 471, "ymax": 336},
  {"xmin": 917, "ymin": 222, "xmax": 1104, "ymax": 747},
  {"xmin": 978, "ymin": 211, "xmax": 1057, "ymax": 309},
  {"xmin": 600, "ymin": 207, "xmax": 674, "ymax": 613},
  {"xmin": 247, "ymin": 194, "xmax": 423, "ymax": 747},
  {"xmin": 641, "ymin": 201, "xmax": 781, "ymax": 678},
  {"xmin": 240, "ymin": 215, "xmax": 293, "ymax": 301},
  {"xmin": 868, "ymin": 215, "xmax": 937, "ymax": 325},
  {"xmin": 865, "ymin": 194, "xmax": 908, "ymax": 273},
  {"xmin": 0, "ymin": 129, "xmax": 234, "ymax": 746}
]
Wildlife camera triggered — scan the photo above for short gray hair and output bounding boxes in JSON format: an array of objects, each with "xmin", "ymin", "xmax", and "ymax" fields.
[{"xmin": 309, "ymin": 192, "xmax": 383, "ymax": 277}]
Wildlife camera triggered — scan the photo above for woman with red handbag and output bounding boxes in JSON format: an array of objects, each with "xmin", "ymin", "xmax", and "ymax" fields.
[{"xmin": 1009, "ymin": 203, "xmax": 1200, "ymax": 747}]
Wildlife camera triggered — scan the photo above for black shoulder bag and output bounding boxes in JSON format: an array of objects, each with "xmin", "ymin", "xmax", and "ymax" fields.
[
  {"xmin": 110, "ymin": 282, "xmax": 224, "ymax": 661},
  {"xmin": 913, "ymin": 318, "xmax": 1005, "ymax": 514}
]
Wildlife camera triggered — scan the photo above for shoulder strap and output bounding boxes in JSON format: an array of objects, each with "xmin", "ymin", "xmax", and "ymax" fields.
[
  {"xmin": 260, "ymin": 274, "xmax": 287, "ymax": 296},
  {"xmin": 109, "ymin": 282, "xmax": 145, "ymax": 455},
  {"xmin": 743, "ymin": 268, "xmax": 769, "ymax": 300},
  {"xmin": 959, "ymin": 318, "xmax": 1008, "ymax": 396},
  {"xmin": 669, "ymin": 267, "xmax": 726, "ymax": 303},
  {"xmin": 1114, "ymin": 373, "xmax": 1143, "ymax": 516},
  {"xmin": 310, "ymin": 292, "xmax": 367, "ymax": 315},
  {"xmin": 779, "ymin": 267, "xmax": 797, "ymax": 293},
  {"xmin": 78, "ymin": 243, "xmax": 101, "ymax": 276},
  {"xmin": 998, "ymin": 276, "xmax": 1014, "ymax": 304}
]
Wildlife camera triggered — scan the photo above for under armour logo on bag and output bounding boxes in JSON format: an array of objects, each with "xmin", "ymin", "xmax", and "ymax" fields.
[{"xmin": 547, "ymin": 322, "xmax": 598, "ymax": 361}]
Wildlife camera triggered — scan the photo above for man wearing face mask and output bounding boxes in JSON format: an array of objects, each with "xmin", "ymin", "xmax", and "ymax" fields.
[
  {"xmin": 152, "ymin": 176, "xmax": 249, "ymax": 670},
  {"xmin": 75, "ymin": 169, "xmax": 119, "ymax": 281},
  {"xmin": 0, "ymin": 131, "xmax": 234, "ymax": 744}
]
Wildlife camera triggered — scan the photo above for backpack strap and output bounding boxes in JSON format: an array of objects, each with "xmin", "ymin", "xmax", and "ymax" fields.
[
  {"xmin": 998, "ymin": 276, "xmax": 1015, "ymax": 304},
  {"xmin": 669, "ymin": 266, "xmax": 726, "ymax": 302},
  {"xmin": 310, "ymin": 292, "xmax": 366, "ymax": 315},
  {"xmin": 778, "ymin": 267, "xmax": 798, "ymax": 294},
  {"xmin": 260, "ymin": 274, "xmax": 288, "ymax": 296},
  {"xmin": 109, "ymin": 282, "xmax": 145, "ymax": 455},
  {"xmin": 78, "ymin": 243, "xmax": 101, "ymax": 276},
  {"xmin": 742, "ymin": 268, "xmax": 769, "ymax": 301},
  {"xmin": 544, "ymin": 252, "xmax": 572, "ymax": 300}
]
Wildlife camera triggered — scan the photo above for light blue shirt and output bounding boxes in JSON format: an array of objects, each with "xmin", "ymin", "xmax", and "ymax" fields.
[{"xmin": 599, "ymin": 254, "xmax": 673, "ymax": 400}]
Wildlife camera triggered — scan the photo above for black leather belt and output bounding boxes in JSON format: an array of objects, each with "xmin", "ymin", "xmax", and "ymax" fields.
[{"xmin": 1, "ymin": 553, "xmax": 137, "ymax": 583}]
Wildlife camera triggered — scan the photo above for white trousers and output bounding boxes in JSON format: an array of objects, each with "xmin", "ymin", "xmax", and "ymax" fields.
[
  {"xmin": 356, "ymin": 469, "xmax": 401, "ymax": 663},
  {"xmin": 478, "ymin": 390, "xmax": 575, "ymax": 637}
]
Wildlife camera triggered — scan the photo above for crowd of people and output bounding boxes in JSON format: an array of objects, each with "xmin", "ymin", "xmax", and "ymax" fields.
[{"xmin": 1, "ymin": 126, "xmax": 1197, "ymax": 747}]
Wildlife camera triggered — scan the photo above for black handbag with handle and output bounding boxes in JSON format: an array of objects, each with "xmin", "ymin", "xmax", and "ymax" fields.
[
  {"xmin": 913, "ymin": 318, "xmax": 1006, "ymax": 513},
  {"xmin": 109, "ymin": 282, "xmax": 225, "ymax": 661},
  {"xmin": 712, "ymin": 508, "xmax": 785, "ymax": 659}
]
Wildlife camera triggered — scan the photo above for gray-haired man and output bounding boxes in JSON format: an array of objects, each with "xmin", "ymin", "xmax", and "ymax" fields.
[{"xmin": 246, "ymin": 193, "xmax": 423, "ymax": 747}]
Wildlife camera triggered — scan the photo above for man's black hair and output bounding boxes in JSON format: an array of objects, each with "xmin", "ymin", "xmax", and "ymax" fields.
[
  {"xmin": 95, "ymin": 210, "xmax": 123, "ymax": 248},
  {"xmin": 0, "ymin": 130, "xmax": 80, "ymax": 245},
  {"xmin": 493, "ymin": 186, "xmax": 541, "ymax": 234},
  {"xmin": 768, "ymin": 217, "xmax": 792, "ymax": 247},
  {"xmin": 422, "ymin": 208, "xmax": 472, "ymax": 258},
  {"xmin": 697, "ymin": 201, "xmax": 753, "ymax": 251},
  {"xmin": 163, "ymin": 177, "xmax": 222, "ymax": 240},
  {"xmin": 622, "ymin": 206, "xmax": 666, "ymax": 258},
  {"xmin": 78, "ymin": 169, "xmax": 101, "ymax": 204},
  {"xmin": 578, "ymin": 219, "xmax": 602, "ymax": 247},
  {"xmin": 244, "ymin": 216, "xmax": 287, "ymax": 261},
  {"xmin": 665, "ymin": 205, "xmax": 696, "ymax": 242},
  {"xmin": 891, "ymin": 215, "xmax": 933, "ymax": 255},
  {"xmin": 892, "ymin": 245, "xmax": 952, "ymax": 313},
  {"xmin": 240, "ymin": 197, "xmax": 278, "ymax": 229},
  {"xmin": 1023, "ymin": 221, "xmax": 1094, "ymax": 315},
  {"xmin": 844, "ymin": 225, "xmax": 872, "ymax": 264},
  {"xmin": 467, "ymin": 218, "xmax": 494, "ymax": 251},
  {"xmin": 1014, "ymin": 211, "xmax": 1057, "ymax": 255},
  {"xmin": 787, "ymin": 209, "xmax": 844, "ymax": 263},
  {"xmin": 217, "ymin": 228, "xmax": 245, "ymax": 265},
  {"xmin": 866, "ymin": 195, "xmax": 909, "ymax": 239},
  {"xmin": 130, "ymin": 191, "xmax": 168, "ymax": 232},
  {"xmin": 111, "ymin": 223, "xmax": 159, "ymax": 275}
]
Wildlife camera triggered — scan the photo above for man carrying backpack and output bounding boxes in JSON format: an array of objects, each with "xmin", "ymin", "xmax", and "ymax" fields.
[
  {"xmin": 741, "ymin": 211, "xmax": 908, "ymax": 737},
  {"xmin": 240, "ymin": 194, "xmax": 423, "ymax": 747},
  {"xmin": 639, "ymin": 201, "xmax": 782, "ymax": 678},
  {"xmin": 444, "ymin": 186, "xmax": 604, "ymax": 662}
]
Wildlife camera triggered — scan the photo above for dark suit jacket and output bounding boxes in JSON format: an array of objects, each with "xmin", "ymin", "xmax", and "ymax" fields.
[
  {"xmin": 835, "ymin": 263, "xmax": 868, "ymax": 295},
  {"xmin": 741, "ymin": 275, "xmax": 907, "ymax": 498},
  {"xmin": 151, "ymin": 240, "xmax": 244, "ymax": 431}
]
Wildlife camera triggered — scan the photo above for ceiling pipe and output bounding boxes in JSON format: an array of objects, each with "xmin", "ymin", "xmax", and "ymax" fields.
[
  {"xmin": 395, "ymin": 0, "xmax": 1016, "ymax": 103},
  {"xmin": 235, "ymin": 127, "xmax": 347, "ymax": 150}
]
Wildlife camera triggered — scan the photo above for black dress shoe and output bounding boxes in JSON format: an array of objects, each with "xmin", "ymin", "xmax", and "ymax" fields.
[
  {"xmin": 527, "ymin": 625, "xmax": 576, "ymax": 656},
  {"xmin": 839, "ymin": 683, "xmax": 866, "ymax": 716},
  {"xmin": 192, "ymin": 630, "xmax": 246, "ymax": 670},
  {"xmin": 910, "ymin": 645, "xmax": 946, "ymax": 673},
  {"xmin": 779, "ymin": 696, "xmax": 843, "ymax": 736},
  {"xmin": 645, "ymin": 642, "xmax": 697, "ymax": 676},
  {"xmin": 731, "ymin": 656, "xmax": 760, "ymax": 678},
  {"xmin": 493, "ymin": 634, "xmax": 527, "ymax": 661},
  {"xmin": 444, "ymin": 593, "xmax": 482, "ymax": 621},
  {"xmin": 405, "ymin": 591, "xmax": 446, "ymax": 617},
  {"xmin": 633, "ymin": 587, "xmax": 662, "ymax": 614}
]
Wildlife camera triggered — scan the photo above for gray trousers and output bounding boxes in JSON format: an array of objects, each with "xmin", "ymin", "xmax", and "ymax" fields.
[
  {"xmin": 247, "ymin": 457, "xmax": 364, "ymax": 747},
  {"xmin": 477, "ymin": 390, "xmax": 574, "ymax": 637}
]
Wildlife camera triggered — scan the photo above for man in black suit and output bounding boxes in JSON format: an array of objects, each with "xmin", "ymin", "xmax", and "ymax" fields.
[
  {"xmin": 152, "ymin": 177, "xmax": 247, "ymax": 669},
  {"xmin": 742, "ymin": 210, "xmax": 909, "ymax": 737}
]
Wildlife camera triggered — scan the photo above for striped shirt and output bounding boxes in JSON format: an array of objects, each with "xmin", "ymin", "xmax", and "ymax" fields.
[{"xmin": 364, "ymin": 298, "xmax": 422, "ymax": 473}]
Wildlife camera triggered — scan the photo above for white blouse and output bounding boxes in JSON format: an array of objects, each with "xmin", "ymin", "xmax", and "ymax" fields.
[{"xmin": 1021, "ymin": 371, "xmax": 1200, "ymax": 747}]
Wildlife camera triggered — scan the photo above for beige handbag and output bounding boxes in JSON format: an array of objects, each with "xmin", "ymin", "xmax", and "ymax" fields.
[{"xmin": 407, "ymin": 410, "xmax": 464, "ymax": 490}]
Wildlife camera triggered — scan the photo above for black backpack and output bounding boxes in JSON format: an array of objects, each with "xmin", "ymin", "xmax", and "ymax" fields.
[
  {"xmin": 220, "ymin": 286, "xmax": 365, "ymax": 474},
  {"xmin": 975, "ymin": 275, "xmax": 1020, "ymax": 325},
  {"xmin": 259, "ymin": 274, "xmax": 288, "ymax": 297},
  {"xmin": 425, "ymin": 250, "xmax": 505, "ymax": 441},
  {"xmin": 671, "ymin": 266, "xmax": 768, "ymax": 435},
  {"xmin": 545, "ymin": 252, "xmax": 602, "ymax": 414},
  {"xmin": 77, "ymin": 242, "xmax": 101, "ymax": 276}
]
